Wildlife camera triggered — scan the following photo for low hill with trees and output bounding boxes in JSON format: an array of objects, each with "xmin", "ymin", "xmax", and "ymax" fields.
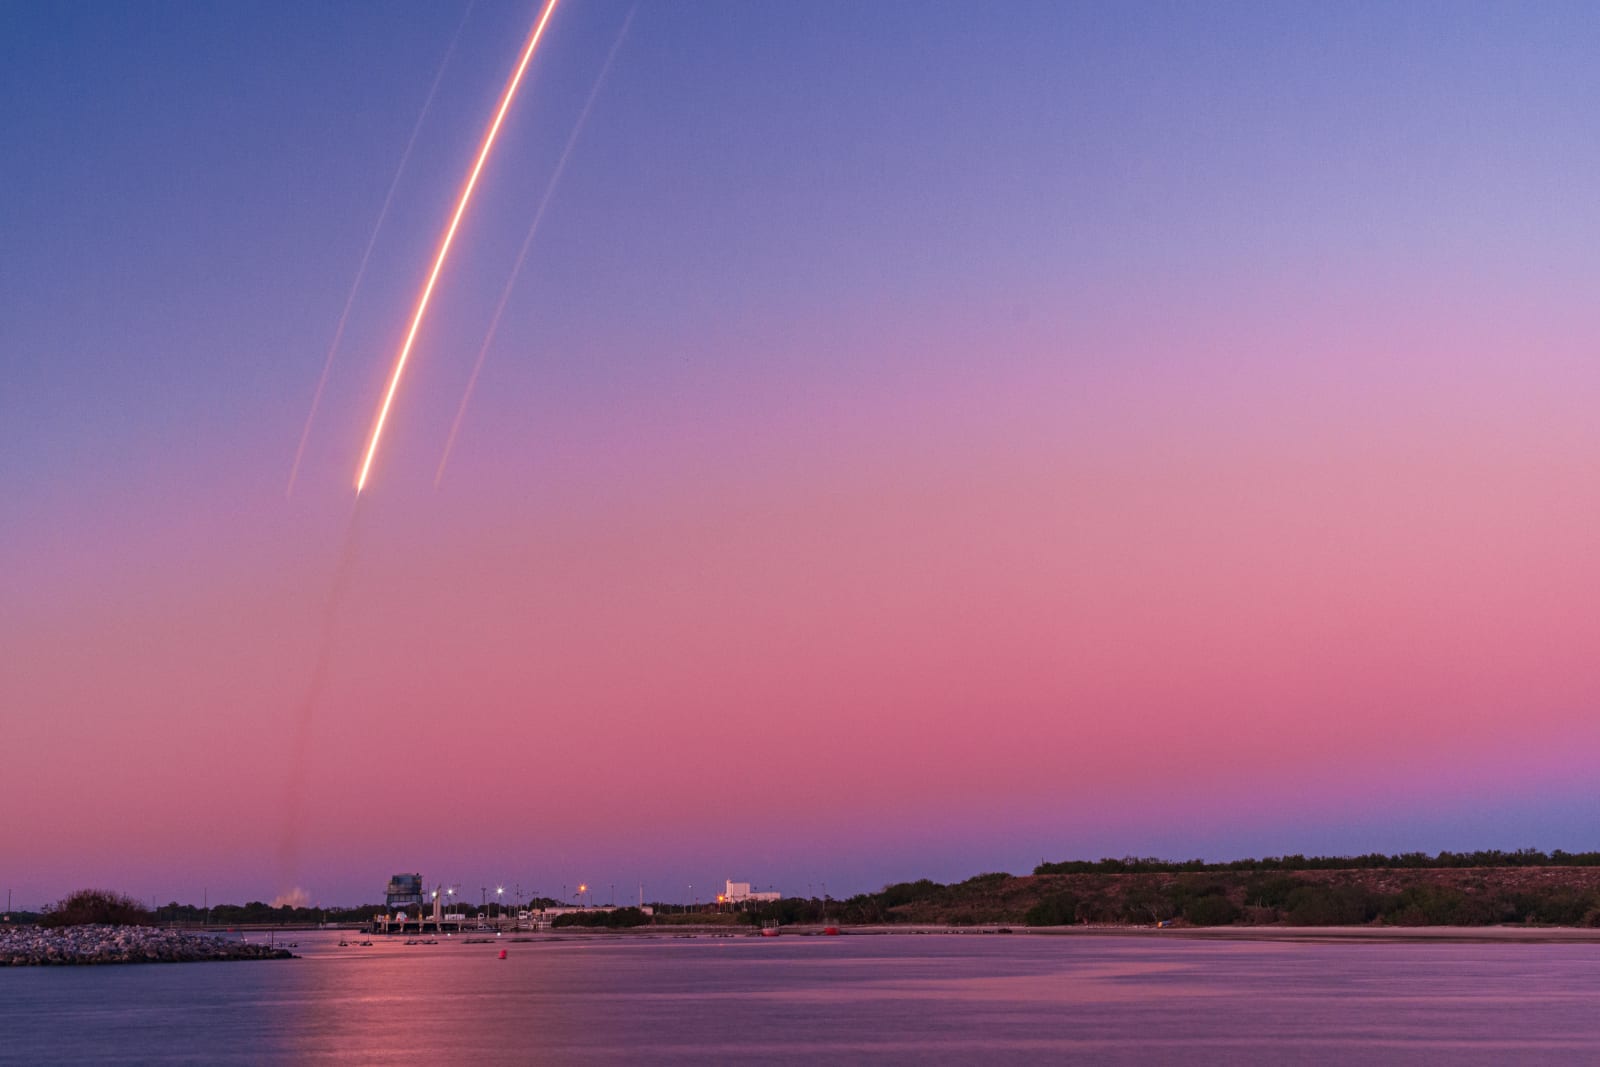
[{"xmin": 738, "ymin": 852, "xmax": 1600, "ymax": 929}]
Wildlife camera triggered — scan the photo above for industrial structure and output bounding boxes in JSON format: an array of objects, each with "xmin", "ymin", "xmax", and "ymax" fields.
[
  {"xmin": 369, "ymin": 873, "xmax": 654, "ymax": 934},
  {"xmin": 385, "ymin": 874, "xmax": 424, "ymax": 911},
  {"xmin": 721, "ymin": 880, "xmax": 781, "ymax": 904}
]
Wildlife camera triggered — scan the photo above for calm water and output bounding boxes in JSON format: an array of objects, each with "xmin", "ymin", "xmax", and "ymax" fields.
[{"xmin": 4, "ymin": 930, "xmax": 1599, "ymax": 1064}]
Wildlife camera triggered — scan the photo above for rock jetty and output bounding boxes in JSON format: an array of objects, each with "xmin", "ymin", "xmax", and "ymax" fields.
[{"xmin": 0, "ymin": 925, "xmax": 294, "ymax": 965}]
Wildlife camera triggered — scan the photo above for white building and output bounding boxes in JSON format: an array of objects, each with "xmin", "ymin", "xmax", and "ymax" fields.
[{"xmin": 722, "ymin": 880, "xmax": 781, "ymax": 904}]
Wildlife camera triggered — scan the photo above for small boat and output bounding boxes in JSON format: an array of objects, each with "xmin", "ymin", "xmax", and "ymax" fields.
[{"xmin": 760, "ymin": 921, "xmax": 780, "ymax": 937}]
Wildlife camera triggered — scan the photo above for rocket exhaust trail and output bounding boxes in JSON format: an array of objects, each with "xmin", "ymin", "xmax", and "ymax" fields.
[
  {"xmin": 434, "ymin": 6, "xmax": 636, "ymax": 489},
  {"xmin": 277, "ymin": 499, "xmax": 366, "ymax": 898},
  {"xmin": 285, "ymin": 3, "xmax": 476, "ymax": 500},
  {"xmin": 356, "ymin": 0, "xmax": 563, "ymax": 494}
]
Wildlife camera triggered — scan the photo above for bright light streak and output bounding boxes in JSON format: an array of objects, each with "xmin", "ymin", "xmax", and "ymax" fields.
[
  {"xmin": 433, "ymin": 5, "xmax": 635, "ymax": 489},
  {"xmin": 355, "ymin": 0, "xmax": 562, "ymax": 493},
  {"xmin": 285, "ymin": 3, "xmax": 474, "ymax": 500}
]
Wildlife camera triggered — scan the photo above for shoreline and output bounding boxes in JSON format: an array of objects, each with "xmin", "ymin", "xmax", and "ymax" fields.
[
  {"xmin": 620, "ymin": 922, "xmax": 1600, "ymax": 943},
  {"xmin": 808, "ymin": 923, "xmax": 1600, "ymax": 943},
  {"xmin": 1, "ymin": 926, "xmax": 295, "ymax": 966},
  {"xmin": 412, "ymin": 922, "xmax": 1600, "ymax": 944}
]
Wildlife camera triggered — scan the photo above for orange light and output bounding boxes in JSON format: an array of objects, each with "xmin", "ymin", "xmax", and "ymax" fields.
[{"xmin": 355, "ymin": 0, "xmax": 562, "ymax": 493}]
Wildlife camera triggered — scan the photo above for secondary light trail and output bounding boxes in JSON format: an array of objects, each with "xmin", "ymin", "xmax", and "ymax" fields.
[
  {"xmin": 434, "ymin": 5, "xmax": 636, "ymax": 488},
  {"xmin": 355, "ymin": 0, "xmax": 562, "ymax": 494},
  {"xmin": 285, "ymin": 3, "xmax": 475, "ymax": 500}
]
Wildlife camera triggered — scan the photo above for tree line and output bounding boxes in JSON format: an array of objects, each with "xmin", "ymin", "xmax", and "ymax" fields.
[{"xmin": 1033, "ymin": 849, "xmax": 1600, "ymax": 875}]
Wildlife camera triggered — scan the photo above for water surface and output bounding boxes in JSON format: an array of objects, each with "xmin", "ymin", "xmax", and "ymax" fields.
[{"xmin": 4, "ymin": 930, "xmax": 1597, "ymax": 1063}]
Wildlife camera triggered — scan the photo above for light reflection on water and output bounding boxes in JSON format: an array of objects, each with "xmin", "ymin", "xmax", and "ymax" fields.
[{"xmin": 4, "ymin": 932, "xmax": 1600, "ymax": 1064}]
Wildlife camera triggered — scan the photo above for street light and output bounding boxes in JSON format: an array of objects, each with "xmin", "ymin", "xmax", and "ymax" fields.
[
  {"xmin": 496, "ymin": 886, "xmax": 504, "ymax": 922},
  {"xmin": 578, "ymin": 883, "xmax": 588, "ymax": 908}
]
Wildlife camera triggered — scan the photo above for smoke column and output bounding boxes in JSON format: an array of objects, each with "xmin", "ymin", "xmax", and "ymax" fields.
[
  {"xmin": 277, "ymin": 0, "xmax": 562, "ymax": 897},
  {"xmin": 285, "ymin": 3, "xmax": 476, "ymax": 499},
  {"xmin": 277, "ymin": 501, "xmax": 365, "ymax": 897},
  {"xmin": 356, "ymin": 0, "xmax": 563, "ymax": 494},
  {"xmin": 433, "ymin": 6, "xmax": 637, "ymax": 488}
]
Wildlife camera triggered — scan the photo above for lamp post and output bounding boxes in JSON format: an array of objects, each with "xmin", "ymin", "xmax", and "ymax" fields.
[{"xmin": 496, "ymin": 886, "xmax": 504, "ymax": 923}]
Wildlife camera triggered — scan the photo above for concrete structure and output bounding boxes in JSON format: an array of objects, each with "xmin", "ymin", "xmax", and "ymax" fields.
[{"xmin": 722, "ymin": 880, "xmax": 781, "ymax": 904}]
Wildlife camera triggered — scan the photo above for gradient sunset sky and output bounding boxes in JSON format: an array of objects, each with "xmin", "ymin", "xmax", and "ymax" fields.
[{"xmin": 4, "ymin": 0, "xmax": 1599, "ymax": 909}]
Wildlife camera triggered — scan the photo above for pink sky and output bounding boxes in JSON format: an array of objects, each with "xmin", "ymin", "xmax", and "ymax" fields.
[{"xmin": 5, "ymin": 2, "xmax": 1600, "ymax": 908}]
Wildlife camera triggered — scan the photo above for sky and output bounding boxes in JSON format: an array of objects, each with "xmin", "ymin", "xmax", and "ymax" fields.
[{"xmin": 4, "ymin": 0, "xmax": 1600, "ymax": 910}]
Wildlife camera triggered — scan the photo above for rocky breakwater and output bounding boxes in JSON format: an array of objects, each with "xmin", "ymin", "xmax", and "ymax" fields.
[{"xmin": 1, "ymin": 925, "xmax": 295, "ymax": 965}]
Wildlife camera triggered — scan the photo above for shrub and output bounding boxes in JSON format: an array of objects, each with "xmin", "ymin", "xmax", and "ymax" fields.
[
  {"xmin": 1024, "ymin": 893, "xmax": 1080, "ymax": 926},
  {"xmin": 551, "ymin": 907, "xmax": 650, "ymax": 929},
  {"xmin": 1510, "ymin": 890, "xmax": 1598, "ymax": 926},
  {"xmin": 1383, "ymin": 886, "xmax": 1497, "ymax": 926},
  {"xmin": 39, "ymin": 890, "xmax": 154, "ymax": 928},
  {"xmin": 1242, "ymin": 875, "xmax": 1298, "ymax": 909},
  {"xmin": 959, "ymin": 873, "xmax": 1013, "ymax": 889},
  {"xmin": 1184, "ymin": 895, "xmax": 1241, "ymax": 926},
  {"xmin": 1285, "ymin": 885, "xmax": 1386, "ymax": 926},
  {"xmin": 879, "ymin": 880, "xmax": 943, "ymax": 908}
]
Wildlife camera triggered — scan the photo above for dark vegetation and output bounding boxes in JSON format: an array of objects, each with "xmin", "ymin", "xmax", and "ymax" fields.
[
  {"xmin": 1033, "ymin": 849, "xmax": 1600, "ymax": 874},
  {"xmin": 142, "ymin": 901, "xmax": 380, "ymax": 926},
  {"xmin": 33, "ymin": 852, "xmax": 1600, "ymax": 931},
  {"xmin": 551, "ymin": 907, "xmax": 650, "ymax": 929},
  {"xmin": 816, "ymin": 853, "xmax": 1600, "ymax": 928},
  {"xmin": 39, "ymin": 890, "xmax": 154, "ymax": 928}
]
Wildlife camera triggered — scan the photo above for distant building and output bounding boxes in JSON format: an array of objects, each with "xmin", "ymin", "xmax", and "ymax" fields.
[
  {"xmin": 722, "ymin": 880, "xmax": 780, "ymax": 904},
  {"xmin": 386, "ymin": 874, "xmax": 424, "ymax": 911}
]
